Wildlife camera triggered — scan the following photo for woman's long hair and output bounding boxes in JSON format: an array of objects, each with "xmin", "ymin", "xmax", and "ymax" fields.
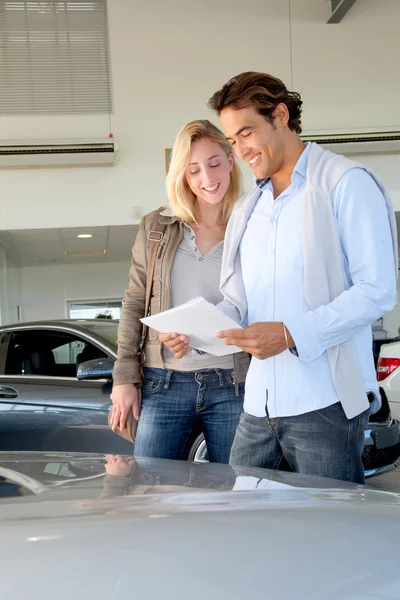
[{"xmin": 166, "ymin": 119, "xmax": 242, "ymax": 223}]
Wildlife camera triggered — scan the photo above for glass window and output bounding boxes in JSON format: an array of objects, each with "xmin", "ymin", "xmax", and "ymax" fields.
[
  {"xmin": 79, "ymin": 322, "xmax": 118, "ymax": 348},
  {"xmin": 4, "ymin": 330, "xmax": 108, "ymax": 378},
  {"xmin": 68, "ymin": 300, "xmax": 122, "ymax": 320}
]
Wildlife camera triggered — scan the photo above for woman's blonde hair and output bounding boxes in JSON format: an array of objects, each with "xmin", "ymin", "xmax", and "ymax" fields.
[{"xmin": 166, "ymin": 119, "xmax": 242, "ymax": 223}]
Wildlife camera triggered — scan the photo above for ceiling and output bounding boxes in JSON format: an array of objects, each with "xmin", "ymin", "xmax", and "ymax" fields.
[
  {"xmin": 0, "ymin": 224, "xmax": 139, "ymax": 267},
  {"xmin": 1, "ymin": 204, "xmax": 396, "ymax": 268}
]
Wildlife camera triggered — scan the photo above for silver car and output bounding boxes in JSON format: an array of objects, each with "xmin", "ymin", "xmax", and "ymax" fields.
[{"xmin": 0, "ymin": 452, "xmax": 399, "ymax": 599}]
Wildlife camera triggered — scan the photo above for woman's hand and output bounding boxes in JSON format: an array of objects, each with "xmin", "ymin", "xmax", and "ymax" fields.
[
  {"xmin": 105, "ymin": 454, "xmax": 135, "ymax": 477},
  {"xmin": 159, "ymin": 332, "xmax": 191, "ymax": 359},
  {"xmin": 110, "ymin": 383, "xmax": 140, "ymax": 430}
]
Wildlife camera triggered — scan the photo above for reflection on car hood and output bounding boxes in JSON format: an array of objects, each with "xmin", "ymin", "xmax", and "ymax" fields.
[
  {"xmin": 1, "ymin": 452, "xmax": 400, "ymax": 599},
  {"xmin": 0, "ymin": 451, "xmax": 399, "ymax": 513}
]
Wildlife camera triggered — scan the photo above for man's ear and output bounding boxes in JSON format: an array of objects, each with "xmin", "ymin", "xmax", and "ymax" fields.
[{"xmin": 273, "ymin": 102, "xmax": 289, "ymax": 127}]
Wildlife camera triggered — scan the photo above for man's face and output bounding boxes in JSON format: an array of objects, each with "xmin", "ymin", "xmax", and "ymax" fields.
[{"xmin": 220, "ymin": 105, "xmax": 285, "ymax": 180}]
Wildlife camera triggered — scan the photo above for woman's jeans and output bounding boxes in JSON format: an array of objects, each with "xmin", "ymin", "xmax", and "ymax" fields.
[{"xmin": 133, "ymin": 367, "xmax": 244, "ymax": 463}]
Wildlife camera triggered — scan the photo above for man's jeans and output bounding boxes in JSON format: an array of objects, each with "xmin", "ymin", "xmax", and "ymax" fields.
[
  {"xmin": 229, "ymin": 402, "xmax": 369, "ymax": 484},
  {"xmin": 134, "ymin": 367, "xmax": 244, "ymax": 464}
]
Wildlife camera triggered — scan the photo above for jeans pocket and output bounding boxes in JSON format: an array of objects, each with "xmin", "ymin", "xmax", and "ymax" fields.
[{"xmin": 142, "ymin": 374, "xmax": 164, "ymax": 395}]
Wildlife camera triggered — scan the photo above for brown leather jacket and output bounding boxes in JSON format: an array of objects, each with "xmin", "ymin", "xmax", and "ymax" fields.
[{"xmin": 113, "ymin": 207, "xmax": 250, "ymax": 387}]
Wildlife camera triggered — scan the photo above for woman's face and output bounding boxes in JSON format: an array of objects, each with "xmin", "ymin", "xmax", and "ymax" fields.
[{"xmin": 185, "ymin": 137, "xmax": 233, "ymax": 206}]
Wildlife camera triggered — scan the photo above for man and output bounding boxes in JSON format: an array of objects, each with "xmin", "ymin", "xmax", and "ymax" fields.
[{"xmin": 205, "ymin": 71, "xmax": 397, "ymax": 483}]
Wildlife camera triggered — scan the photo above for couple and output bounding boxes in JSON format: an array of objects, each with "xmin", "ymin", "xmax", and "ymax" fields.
[{"xmin": 110, "ymin": 71, "xmax": 397, "ymax": 484}]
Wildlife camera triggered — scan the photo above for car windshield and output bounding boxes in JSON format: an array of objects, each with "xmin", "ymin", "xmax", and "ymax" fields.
[{"xmin": 77, "ymin": 321, "xmax": 118, "ymax": 348}]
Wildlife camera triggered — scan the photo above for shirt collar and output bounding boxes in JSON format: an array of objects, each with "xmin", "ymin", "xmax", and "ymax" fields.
[{"xmin": 255, "ymin": 142, "xmax": 311, "ymax": 190}]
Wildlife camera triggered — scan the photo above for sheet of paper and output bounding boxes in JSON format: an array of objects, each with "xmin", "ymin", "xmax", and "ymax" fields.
[{"xmin": 140, "ymin": 297, "xmax": 242, "ymax": 357}]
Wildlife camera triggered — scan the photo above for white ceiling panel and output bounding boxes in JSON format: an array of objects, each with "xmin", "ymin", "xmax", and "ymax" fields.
[{"xmin": 0, "ymin": 224, "xmax": 139, "ymax": 266}]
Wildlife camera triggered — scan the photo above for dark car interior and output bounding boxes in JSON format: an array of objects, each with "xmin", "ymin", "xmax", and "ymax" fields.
[{"xmin": 5, "ymin": 330, "xmax": 108, "ymax": 378}]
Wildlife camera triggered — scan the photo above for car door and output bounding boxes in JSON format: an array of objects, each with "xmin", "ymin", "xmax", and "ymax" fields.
[{"xmin": 0, "ymin": 328, "xmax": 133, "ymax": 454}]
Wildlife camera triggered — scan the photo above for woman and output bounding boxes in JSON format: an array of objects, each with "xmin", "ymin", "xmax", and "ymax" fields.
[{"xmin": 110, "ymin": 120, "xmax": 249, "ymax": 463}]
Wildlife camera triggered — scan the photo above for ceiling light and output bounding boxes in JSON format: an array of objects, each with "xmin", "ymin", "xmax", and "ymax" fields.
[{"xmin": 77, "ymin": 234, "xmax": 93, "ymax": 239}]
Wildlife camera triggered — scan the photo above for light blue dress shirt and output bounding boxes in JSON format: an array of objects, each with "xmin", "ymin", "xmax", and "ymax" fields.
[{"xmin": 240, "ymin": 143, "xmax": 396, "ymax": 418}]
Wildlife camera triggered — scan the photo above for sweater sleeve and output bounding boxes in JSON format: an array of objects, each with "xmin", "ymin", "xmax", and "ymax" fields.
[{"xmin": 284, "ymin": 168, "xmax": 397, "ymax": 362}]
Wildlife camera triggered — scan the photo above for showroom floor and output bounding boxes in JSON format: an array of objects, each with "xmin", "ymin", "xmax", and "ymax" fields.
[{"xmin": 367, "ymin": 467, "xmax": 400, "ymax": 492}]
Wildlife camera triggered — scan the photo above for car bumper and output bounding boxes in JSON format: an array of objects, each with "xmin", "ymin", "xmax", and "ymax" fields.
[{"xmin": 363, "ymin": 420, "xmax": 400, "ymax": 478}]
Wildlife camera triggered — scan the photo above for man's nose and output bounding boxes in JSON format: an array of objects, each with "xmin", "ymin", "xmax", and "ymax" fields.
[{"xmin": 235, "ymin": 139, "xmax": 248, "ymax": 161}]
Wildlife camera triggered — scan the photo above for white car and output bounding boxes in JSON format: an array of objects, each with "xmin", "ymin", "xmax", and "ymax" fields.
[{"xmin": 378, "ymin": 340, "xmax": 400, "ymax": 420}]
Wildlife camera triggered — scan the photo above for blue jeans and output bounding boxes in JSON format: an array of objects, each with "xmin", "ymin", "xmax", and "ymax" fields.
[
  {"xmin": 229, "ymin": 402, "xmax": 369, "ymax": 484},
  {"xmin": 134, "ymin": 367, "xmax": 244, "ymax": 463}
]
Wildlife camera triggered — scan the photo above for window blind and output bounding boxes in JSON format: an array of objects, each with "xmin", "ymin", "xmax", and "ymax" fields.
[{"xmin": 0, "ymin": 0, "xmax": 112, "ymax": 114}]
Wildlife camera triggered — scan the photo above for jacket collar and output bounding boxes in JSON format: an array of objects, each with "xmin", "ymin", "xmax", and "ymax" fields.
[{"xmin": 158, "ymin": 207, "xmax": 181, "ymax": 225}]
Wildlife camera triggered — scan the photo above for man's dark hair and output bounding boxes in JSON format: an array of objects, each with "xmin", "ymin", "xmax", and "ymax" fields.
[{"xmin": 208, "ymin": 71, "xmax": 303, "ymax": 134}]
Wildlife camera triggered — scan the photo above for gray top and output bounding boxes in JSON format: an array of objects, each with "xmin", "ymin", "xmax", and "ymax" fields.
[{"xmin": 163, "ymin": 222, "xmax": 234, "ymax": 372}]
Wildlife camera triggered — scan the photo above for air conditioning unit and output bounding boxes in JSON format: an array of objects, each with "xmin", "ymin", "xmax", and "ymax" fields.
[
  {"xmin": 0, "ymin": 138, "xmax": 117, "ymax": 168},
  {"xmin": 301, "ymin": 131, "xmax": 400, "ymax": 155}
]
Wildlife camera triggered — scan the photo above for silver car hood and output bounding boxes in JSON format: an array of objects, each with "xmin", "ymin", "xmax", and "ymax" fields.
[
  {"xmin": 0, "ymin": 452, "xmax": 399, "ymax": 599},
  {"xmin": 0, "ymin": 450, "xmax": 398, "ymax": 507}
]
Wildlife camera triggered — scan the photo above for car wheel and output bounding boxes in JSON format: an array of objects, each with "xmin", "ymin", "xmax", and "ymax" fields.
[{"xmin": 187, "ymin": 433, "xmax": 209, "ymax": 463}]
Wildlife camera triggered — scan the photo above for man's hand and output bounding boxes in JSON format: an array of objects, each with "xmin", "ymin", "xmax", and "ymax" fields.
[
  {"xmin": 216, "ymin": 322, "xmax": 294, "ymax": 360},
  {"xmin": 159, "ymin": 332, "xmax": 191, "ymax": 359}
]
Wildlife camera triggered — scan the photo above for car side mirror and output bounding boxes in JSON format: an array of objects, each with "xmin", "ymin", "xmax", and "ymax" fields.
[{"xmin": 77, "ymin": 357, "xmax": 114, "ymax": 381}]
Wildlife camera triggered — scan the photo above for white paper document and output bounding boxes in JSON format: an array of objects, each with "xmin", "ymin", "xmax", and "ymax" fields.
[{"xmin": 140, "ymin": 297, "xmax": 242, "ymax": 356}]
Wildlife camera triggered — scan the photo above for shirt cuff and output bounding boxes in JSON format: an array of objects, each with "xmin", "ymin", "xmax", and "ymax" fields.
[{"xmin": 283, "ymin": 312, "xmax": 324, "ymax": 363}]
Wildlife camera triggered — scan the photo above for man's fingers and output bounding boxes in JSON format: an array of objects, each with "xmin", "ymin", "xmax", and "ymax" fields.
[
  {"xmin": 224, "ymin": 337, "xmax": 257, "ymax": 349},
  {"xmin": 217, "ymin": 328, "xmax": 248, "ymax": 340},
  {"xmin": 224, "ymin": 338, "xmax": 242, "ymax": 347}
]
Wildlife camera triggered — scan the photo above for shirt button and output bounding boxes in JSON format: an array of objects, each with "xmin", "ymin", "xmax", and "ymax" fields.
[
  {"xmin": 194, "ymin": 247, "xmax": 198, "ymax": 252},
  {"xmin": 191, "ymin": 235, "xmax": 195, "ymax": 240},
  {"xmin": 199, "ymin": 257, "xmax": 203, "ymax": 261}
]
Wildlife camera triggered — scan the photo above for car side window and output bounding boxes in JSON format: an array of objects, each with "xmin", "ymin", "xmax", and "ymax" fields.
[{"xmin": 4, "ymin": 330, "xmax": 108, "ymax": 378}]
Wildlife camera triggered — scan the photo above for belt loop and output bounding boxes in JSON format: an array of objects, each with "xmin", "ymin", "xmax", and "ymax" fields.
[
  {"xmin": 214, "ymin": 369, "xmax": 224, "ymax": 387},
  {"xmin": 164, "ymin": 370, "xmax": 173, "ymax": 390},
  {"xmin": 231, "ymin": 370, "xmax": 239, "ymax": 396}
]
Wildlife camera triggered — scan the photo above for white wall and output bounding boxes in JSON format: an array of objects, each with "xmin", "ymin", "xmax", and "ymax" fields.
[
  {"xmin": 19, "ymin": 261, "xmax": 130, "ymax": 322},
  {"xmin": 5, "ymin": 255, "xmax": 21, "ymax": 325},
  {"xmin": 0, "ymin": 247, "xmax": 21, "ymax": 325},
  {"xmin": 1, "ymin": 0, "xmax": 400, "ymax": 232},
  {"xmin": 0, "ymin": 249, "xmax": 7, "ymax": 325}
]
